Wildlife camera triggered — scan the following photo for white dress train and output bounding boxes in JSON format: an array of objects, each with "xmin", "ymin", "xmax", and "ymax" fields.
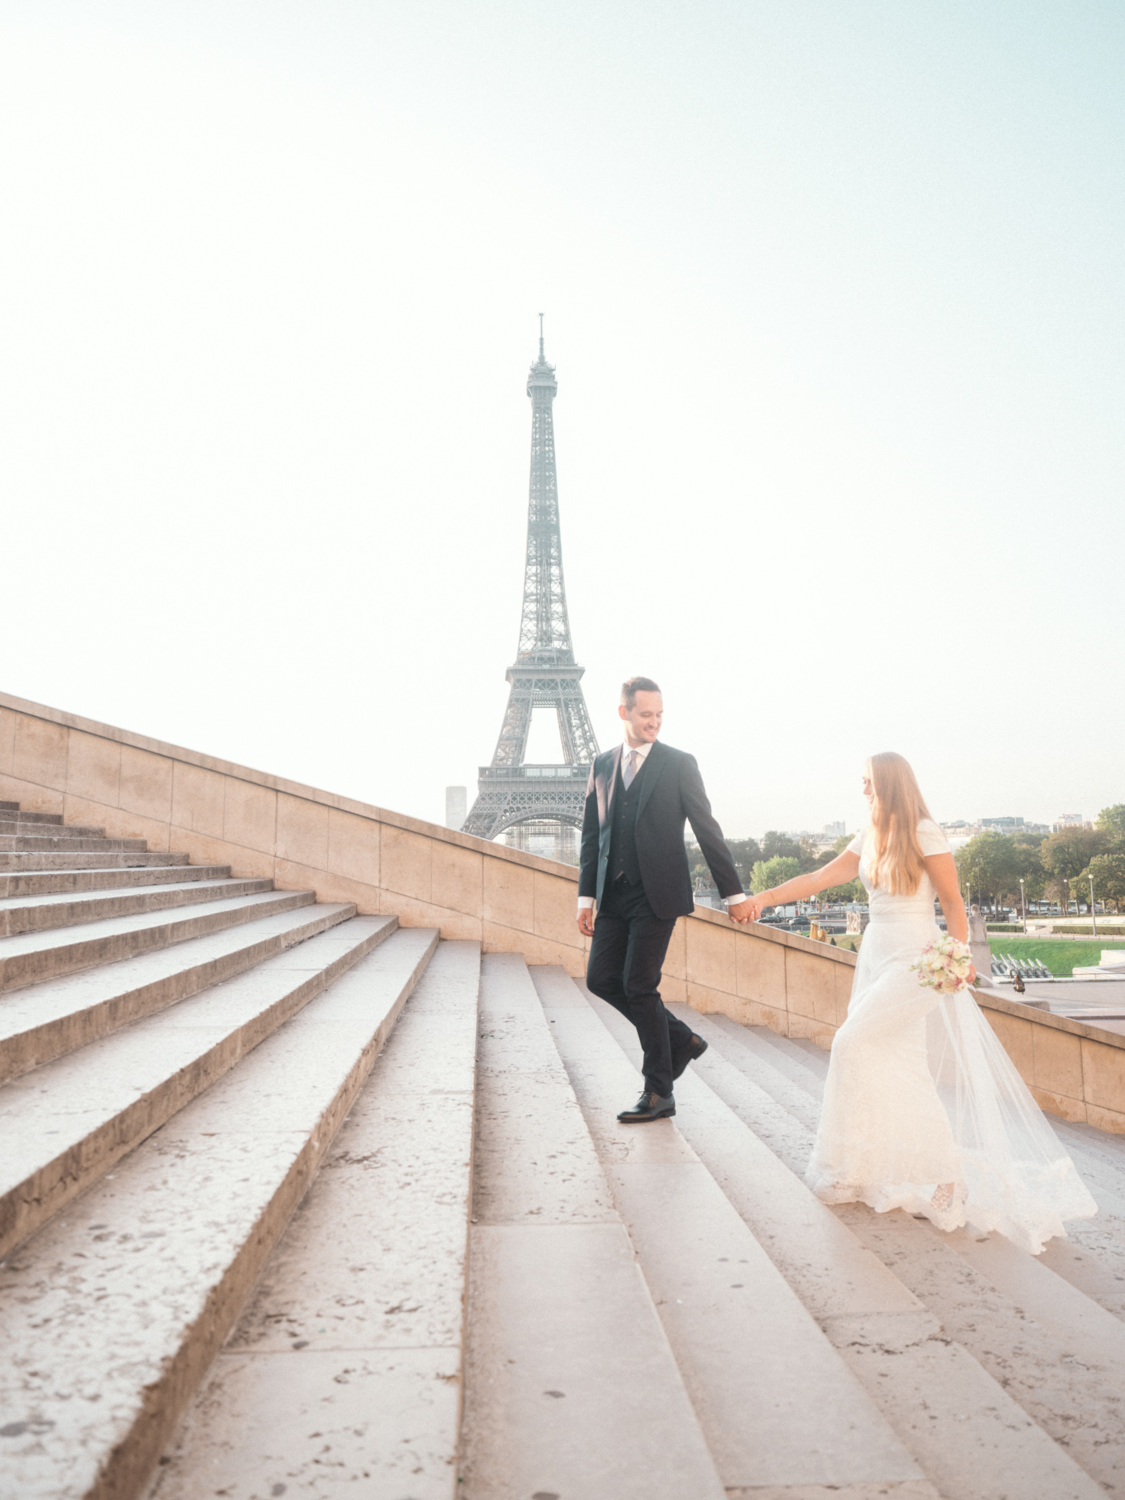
[{"xmin": 805, "ymin": 820, "xmax": 1097, "ymax": 1255}]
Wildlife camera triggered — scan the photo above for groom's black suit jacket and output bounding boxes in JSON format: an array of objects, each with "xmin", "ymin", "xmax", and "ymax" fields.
[{"xmin": 578, "ymin": 740, "xmax": 743, "ymax": 920}]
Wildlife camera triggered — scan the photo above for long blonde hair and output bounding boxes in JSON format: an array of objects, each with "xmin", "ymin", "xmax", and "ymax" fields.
[{"xmin": 866, "ymin": 752, "xmax": 933, "ymax": 895}]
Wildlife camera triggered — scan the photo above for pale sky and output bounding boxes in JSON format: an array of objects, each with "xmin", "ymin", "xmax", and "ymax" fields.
[{"xmin": 3, "ymin": 2, "xmax": 1123, "ymax": 840}]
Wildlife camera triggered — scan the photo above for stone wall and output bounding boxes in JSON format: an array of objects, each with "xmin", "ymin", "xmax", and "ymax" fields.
[{"xmin": 2, "ymin": 690, "xmax": 1122, "ymax": 1134}]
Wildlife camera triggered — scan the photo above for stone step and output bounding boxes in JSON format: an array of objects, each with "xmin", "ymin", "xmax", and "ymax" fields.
[
  {"xmin": 1055, "ymin": 1116, "xmax": 1125, "ymax": 1202},
  {"xmin": 715, "ymin": 1015, "xmax": 1125, "ymax": 1319},
  {"xmin": 0, "ymin": 832, "xmax": 148, "ymax": 852},
  {"xmin": 530, "ymin": 967, "xmax": 935, "ymax": 1497},
  {"xmin": 1005, "ymin": 1118, "xmax": 1125, "ymax": 1320},
  {"xmin": 0, "ymin": 820, "xmax": 107, "ymax": 840},
  {"xmin": 0, "ymin": 905, "xmax": 380, "ymax": 1259},
  {"xmin": 1041, "ymin": 1231, "xmax": 1125, "ymax": 1321},
  {"xmin": 0, "ymin": 903, "xmax": 378, "ymax": 1089},
  {"xmin": 833, "ymin": 1199, "xmax": 1125, "ymax": 1495},
  {"xmin": 778, "ymin": 1029, "xmax": 835, "ymax": 1069},
  {"xmin": 147, "ymin": 939, "xmax": 482, "ymax": 1500},
  {"xmin": 0, "ymin": 850, "xmax": 191, "ymax": 870},
  {"xmin": 0, "ymin": 876, "xmax": 276, "ymax": 939},
  {"xmin": 706, "ymin": 1012, "xmax": 826, "ymax": 1099},
  {"xmin": 670, "ymin": 1003, "xmax": 1120, "ymax": 1498},
  {"xmin": 697, "ymin": 1014, "xmax": 823, "ymax": 1135},
  {"xmin": 0, "ymin": 808, "xmax": 63, "ymax": 824},
  {"xmin": 0, "ymin": 924, "xmax": 436, "ymax": 1500},
  {"xmin": 0, "ymin": 887, "xmax": 317, "ymax": 993},
  {"xmin": 460, "ymin": 953, "xmax": 725, "ymax": 1500},
  {"xmin": 0, "ymin": 863, "xmax": 233, "ymax": 900}
]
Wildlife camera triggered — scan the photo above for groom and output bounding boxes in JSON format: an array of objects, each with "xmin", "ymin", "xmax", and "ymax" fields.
[{"xmin": 577, "ymin": 677, "xmax": 753, "ymax": 1122}]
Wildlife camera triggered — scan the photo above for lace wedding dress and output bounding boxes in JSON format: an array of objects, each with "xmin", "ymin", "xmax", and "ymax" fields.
[{"xmin": 805, "ymin": 820, "xmax": 1097, "ymax": 1254}]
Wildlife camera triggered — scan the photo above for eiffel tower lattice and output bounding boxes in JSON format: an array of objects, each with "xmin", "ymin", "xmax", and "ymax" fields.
[{"xmin": 462, "ymin": 321, "xmax": 599, "ymax": 853}]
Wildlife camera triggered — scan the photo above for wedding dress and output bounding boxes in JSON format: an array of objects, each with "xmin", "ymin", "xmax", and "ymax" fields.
[{"xmin": 805, "ymin": 820, "xmax": 1097, "ymax": 1254}]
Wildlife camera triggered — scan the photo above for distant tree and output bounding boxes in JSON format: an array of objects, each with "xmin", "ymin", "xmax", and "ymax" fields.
[
  {"xmin": 750, "ymin": 855, "xmax": 801, "ymax": 895},
  {"xmin": 820, "ymin": 832, "xmax": 864, "ymax": 901},
  {"xmin": 1040, "ymin": 826, "xmax": 1108, "ymax": 910},
  {"xmin": 685, "ymin": 835, "xmax": 762, "ymax": 892},
  {"xmin": 727, "ymin": 837, "xmax": 763, "ymax": 888},
  {"xmin": 1086, "ymin": 850, "xmax": 1125, "ymax": 914},
  {"xmin": 955, "ymin": 831, "xmax": 1019, "ymax": 912},
  {"xmin": 762, "ymin": 830, "xmax": 802, "ymax": 862},
  {"xmin": 820, "ymin": 876, "xmax": 866, "ymax": 902},
  {"xmin": 798, "ymin": 836, "xmax": 831, "ymax": 873},
  {"xmin": 1009, "ymin": 834, "xmax": 1048, "ymax": 903},
  {"xmin": 1086, "ymin": 807, "xmax": 1125, "ymax": 912}
]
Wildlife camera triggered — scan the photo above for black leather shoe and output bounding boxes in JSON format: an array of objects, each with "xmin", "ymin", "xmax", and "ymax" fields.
[
  {"xmin": 617, "ymin": 1091, "xmax": 676, "ymax": 1123},
  {"xmin": 672, "ymin": 1033, "xmax": 708, "ymax": 1080}
]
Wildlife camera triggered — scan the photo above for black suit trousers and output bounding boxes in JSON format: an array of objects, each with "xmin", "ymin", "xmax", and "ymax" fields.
[{"xmin": 585, "ymin": 877, "xmax": 695, "ymax": 1098}]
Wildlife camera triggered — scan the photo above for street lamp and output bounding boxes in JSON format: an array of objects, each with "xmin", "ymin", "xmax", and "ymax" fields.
[
  {"xmin": 1090, "ymin": 873, "xmax": 1098, "ymax": 939},
  {"xmin": 1020, "ymin": 877, "xmax": 1026, "ymax": 935}
]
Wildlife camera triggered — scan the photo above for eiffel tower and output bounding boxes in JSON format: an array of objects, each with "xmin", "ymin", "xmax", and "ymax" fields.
[{"xmin": 462, "ymin": 321, "xmax": 599, "ymax": 861}]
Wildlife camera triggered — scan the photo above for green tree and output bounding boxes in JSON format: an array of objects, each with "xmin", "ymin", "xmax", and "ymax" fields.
[
  {"xmin": 750, "ymin": 855, "xmax": 801, "ymax": 895},
  {"xmin": 1097, "ymin": 804, "xmax": 1125, "ymax": 838},
  {"xmin": 951, "ymin": 830, "xmax": 1047, "ymax": 912},
  {"xmin": 955, "ymin": 831, "xmax": 1019, "ymax": 912},
  {"xmin": 1086, "ymin": 850, "xmax": 1125, "ymax": 914},
  {"xmin": 1009, "ymin": 834, "xmax": 1048, "ymax": 905},
  {"xmin": 1040, "ymin": 827, "xmax": 1107, "ymax": 910},
  {"xmin": 761, "ymin": 830, "xmax": 802, "ymax": 862},
  {"xmin": 798, "ymin": 836, "xmax": 831, "ymax": 874},
  {"xmin": 686, "ymin": 835, "xmax": 762, "ymax": 892},
  {"xmin": 727, "ymin": 837, "xmax": 763, "ymax": 888},
  {"xmin": 819, "ymin": 832, "xmax": 864, "ymax": 901}
]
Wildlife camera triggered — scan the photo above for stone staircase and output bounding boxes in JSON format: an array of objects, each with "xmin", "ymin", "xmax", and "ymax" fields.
[{"xmin": 2, "ymin": 799, "xmax": 1125, "ymax": 1499}]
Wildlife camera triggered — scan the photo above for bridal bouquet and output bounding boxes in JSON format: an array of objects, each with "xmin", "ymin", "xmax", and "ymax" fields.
[{"xmin": 910, "ymin": 933, "xmax": 975, "ymax": 993}]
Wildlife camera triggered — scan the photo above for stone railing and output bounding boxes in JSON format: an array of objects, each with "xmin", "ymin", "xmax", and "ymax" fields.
[{"xmin": 1, "ymin": 690, "xmax": 1122, "ymax": 1135}]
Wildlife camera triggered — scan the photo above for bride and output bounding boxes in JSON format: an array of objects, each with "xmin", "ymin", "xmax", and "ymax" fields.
[{"xmin": 745, "ymin": 752, "xmax": 1096, "ymax": 1254}]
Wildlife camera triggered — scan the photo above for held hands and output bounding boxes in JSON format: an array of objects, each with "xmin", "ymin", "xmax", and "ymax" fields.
[
  {"xmin": 740, "ymin": 891, "xmax": 773, "ymax": 923},
  {"xmin": 726, "ymin": 897, "xmax": 755, "ymax": 925},
  {"xmin": 577, "ymin": 907, "xmax": 596, "ymax": 938}
]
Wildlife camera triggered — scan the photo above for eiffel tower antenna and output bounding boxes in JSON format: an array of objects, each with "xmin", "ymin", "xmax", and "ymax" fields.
[{"xmin": 462, "ymin": 322, "xmax": 600, "ymax": 857}]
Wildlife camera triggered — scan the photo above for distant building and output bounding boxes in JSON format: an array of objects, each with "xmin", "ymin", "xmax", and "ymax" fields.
[
  {"xmin": 939, "ymin": 816, "xmax": 1049, "ymax": 847},
  {"xmin": 824, "ymin": 821, "xmax": 845, "ymax": 839},
  {"xmin": 981, "ymin": 816, "xmax": 1050, "ymax": 835},
  {"xmin": 1052, "ymin": 814, "xmax": 1089, "ymax": 832}
]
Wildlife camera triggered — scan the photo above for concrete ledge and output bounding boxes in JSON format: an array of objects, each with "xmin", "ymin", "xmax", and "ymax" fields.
[{"xmin": 974, "ymin": 990, "xmax": 1125, "ymax": 1135}]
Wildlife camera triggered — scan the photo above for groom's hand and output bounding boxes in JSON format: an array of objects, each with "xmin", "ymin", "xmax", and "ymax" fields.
[
  {"xmin": 727, "ymin": 898, "xmax": 754, "ymax": 925},
  {"xmin": 577, "ymin": 907, "xmax": 596, "ymax": 938}
]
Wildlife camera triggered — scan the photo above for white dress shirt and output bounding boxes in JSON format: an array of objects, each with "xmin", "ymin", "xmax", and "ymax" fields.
[{"xmin": 577, "ymin": 740, "xmax": 747, "ymax": 913}]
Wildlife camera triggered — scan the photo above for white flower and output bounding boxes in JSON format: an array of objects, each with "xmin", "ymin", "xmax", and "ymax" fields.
[{"xmin": 912, "ymin": 935, "xmax": 973, "ymax": 992}]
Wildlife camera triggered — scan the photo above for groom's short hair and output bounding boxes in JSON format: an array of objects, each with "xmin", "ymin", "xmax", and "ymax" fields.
[{"xmin": 621, "ymin": 675, "xmax": 661, "ymax": 709}]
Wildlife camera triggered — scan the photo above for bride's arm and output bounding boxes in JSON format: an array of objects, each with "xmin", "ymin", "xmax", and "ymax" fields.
[
  {"xmin": 745, "ymin": 851, "xmax": 860, "ymax": 921},
  {"xmin": 926, "ymin": 853, "xmax": 969, "ymax": 944}
]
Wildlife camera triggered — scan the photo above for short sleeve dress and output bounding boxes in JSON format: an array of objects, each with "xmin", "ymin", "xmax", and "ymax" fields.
[{"xmin": 805, "ymin": 821, "xmax": 1095, "ymax": 1253}]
